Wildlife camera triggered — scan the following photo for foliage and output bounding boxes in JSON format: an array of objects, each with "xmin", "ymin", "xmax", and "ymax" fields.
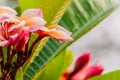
[
  {"xmin": 0, "ymin": 0, "xmax": 119, "ymax": 80},
  {"xmin": 89, "ymin": 70, "xmax": 120, "ymax": 80},
  {"xmin": 20, "ymin": 0, "xmax": 117, "ymax": 79}
]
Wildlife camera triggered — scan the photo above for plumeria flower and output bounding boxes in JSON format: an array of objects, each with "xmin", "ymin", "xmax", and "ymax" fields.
[
  {"xmin": 0, "ymin": 6, "xmax": 29, "ymax": 51},
  {"xmin": 60, "ymin": 52, "xmax": 104, "ymax": 80},
  {"xmin": 0, "ymin": 6, "xmax": 73, "ymax": 51},
  {"xmin": 17, "ymin": 9, "xmax": 73, "ymax": 42}
]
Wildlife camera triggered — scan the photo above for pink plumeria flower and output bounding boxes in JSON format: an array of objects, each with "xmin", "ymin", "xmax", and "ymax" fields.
[
  {"xmin": 0, "ymin": 6, "xmax": 29, "ymax": 51},
  {"xmin": 0, "ymin": 6, "xmax": 73, "ymax": 50},
  {"xmin": 60, "ymin": 52, "xmax": 104, "ymax": 80},
  {"xmin": 17, "ymin": 9, "xmax": 73, "ymax": 42}
]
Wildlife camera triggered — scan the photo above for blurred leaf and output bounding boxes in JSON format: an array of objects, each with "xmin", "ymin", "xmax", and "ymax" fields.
[
  {"xmin": 24, "ymin": 0, "xmax": 117, "ymax": 79},
  {"xmin": 15, "ymin": 7, "xmax": 21, "ymax": 16},
  {"xmin": 32, "ymin": 49, "xmax": 73, "ymax": 80},
  {"xmin": 62, "ymin": 50, "xmax": 73, "ymax": 73},
  {"xmin": 18, "ymin": 0, "xmax": 72, "ymax": 79},
  {"xmin": 89, "ymin": 70, "xmax": 120, "ymax": 80},
  {"xmin": 15, "ymin": 68, "xmax": 23, "ymax": 80}
]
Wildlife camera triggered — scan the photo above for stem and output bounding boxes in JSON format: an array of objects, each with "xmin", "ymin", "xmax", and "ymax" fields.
[
  {"xmin": 29, "ymin": 36, "xmax": 40, "ymax": 51},
  {"xmin": 25, "ymin": 42, "xmax": 28, "ymax": 53},
  {"xmin": 11, "ymin": 63, "xmax": 20, "ymax": 80},
  {"xmin": 0, "ymin": 47, "xmax": 5, "ymax": 78},
  {"xmin": 7, "ymin": 46, "xmax": 11, "ymax": 63},
  {"xmin": 24, "ymin": 41, "xmax": 29, "ymax": 60},
  {"xmin": 10, "ymin": 51, "xmax": 22, "ymax": 80},
  {"xmin": 10, "ymin": 51, "xmax": 24, "ymax": 80},
  {"xmin": 1, "ymin": 49, "xmax": 16, "ymax": 80},
  {"xmin": 6, "ymin": 50, "xmax": 16, "ymax": 72},
  {"xmin": 0, "ymin": 47, "xmax": 4, "ymax": 69},
  {"xmin": 29, "ymin": 35, "xmax": 44, "ymax": 56},
  {"xmin": 17, "ymin": 51, "xmax": 24, "ymax": 64}
]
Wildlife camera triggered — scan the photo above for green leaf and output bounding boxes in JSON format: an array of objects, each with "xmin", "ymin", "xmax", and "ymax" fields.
[
  {"xmin": 32, "ymin": 49, "xmax": 73, "ymax": 80},
  {"xmin": 89, "ymin": 70, "xmax": 120, "ymax": 80},
  {"xmin": 15, "ymin": 68, "xmax": 23, "ymax": 80},
  {"xmin": 23, "ymin": 0, "xmax": 117, "ymax": 79},
  {"xmin": 15, "ymin": 7, "xmax": 21, "ymax": 16},
  {"xmin": 62, "ymin": 50, "xmax": 73, "ymax": 73}
]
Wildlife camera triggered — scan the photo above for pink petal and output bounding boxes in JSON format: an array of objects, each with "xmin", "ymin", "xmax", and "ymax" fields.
[
  {"xmin": 0, "ymin": 6, "xmax": 17, "ymax": 15},
  {"xmin": 0, "ymin": 14, "xmax": 20, "ymax": 29},
  {"xmin": 0, "ymin": 40, "xmax": 8, "ymax": 46},
  {"xmin": 73, "ymin": 52, "xmax": 91, "ymax": 73},
  {"xmin": 13, "ymin": 30, "xmax": 29, "ymax": 51},
  {"xmin": 8, "ymin": 20, "xmax": 25, "ymax": 32},
  {"xmin": 84, "ymin": 63, "xmax": 104, "ymax": 79},
  {"xmin": 38, "ymin": 25, "xmax": 73, "ymax": 42},
  {"xmin": 0, "ymin": 27, "xmax": 5, "ymax": 40},
  {"xmin": 71, "ymin": 63, "xmax": 104, "ymax": 80},
  {"xmin": 0, "ymin": 24, "xmax": 8, "ymax": 43},
  {"xmin": 0, "ymin": 14, "xmax": 16, "ymax": 22},
  {"xmin": 25, "ymin": 16, "xmax": 46, "ymax": 32},
  {"xmin": 19, "ymin": 9, "xmax": 46, "ymax": 32},
  {"xmin": 39, "ymin": 27, "xmax": 56, "ymax": 32},
  {"xmin": 8, "ymin": 34, "xmax": 19, "ymax": 46},
  {"xmin": 21, "ymin": 9, "xmax": 43, "ymax": 18},
  {"xmin": 0, "ymin": 35, "xmax": 6, "ymax": 41}
]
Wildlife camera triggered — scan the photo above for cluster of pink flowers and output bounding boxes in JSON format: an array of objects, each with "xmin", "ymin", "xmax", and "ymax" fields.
[
  {"xmin": 0, "ymin": 6, "xmax": 73, "ymax": 80},
  {"xmin": 60, "ymin": 52, "xmax": 104, "ymax": 80},
  {"xmin": 0, "ymin": 6, "xmax": 73, "ymax": 51}
]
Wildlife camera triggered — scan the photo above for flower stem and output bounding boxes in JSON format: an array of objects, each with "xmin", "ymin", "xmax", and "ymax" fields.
[
  {"xmin": 28, "ymin": 35, "xmax": 44, "ymax": 57},
  {"xmin": 7, "ymin": 46, "xmax": 11, "ymax": 63},
  {"xmin": 10, "ymin": 51, "xmax": 22, "ymax": 80},
  {"xmin": 0, "ymin": 47, "xmax": 5, "ymax": 79}
]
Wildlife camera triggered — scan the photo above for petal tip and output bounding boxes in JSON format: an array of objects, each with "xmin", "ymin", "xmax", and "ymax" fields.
[{"xmin": 0, "ymin": 6, "xmax": 17, "ymax": 15}]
